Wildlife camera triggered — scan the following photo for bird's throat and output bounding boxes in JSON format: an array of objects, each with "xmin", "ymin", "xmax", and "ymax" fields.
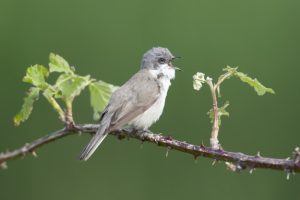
[{"xmin": 149, "ymin": 64, "xmax": 175, "ymax": 80}]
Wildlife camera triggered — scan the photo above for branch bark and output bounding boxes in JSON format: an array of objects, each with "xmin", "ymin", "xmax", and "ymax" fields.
[{"xmin": 0, "ymin": 124, "xmax": 299, "ymax": 174}]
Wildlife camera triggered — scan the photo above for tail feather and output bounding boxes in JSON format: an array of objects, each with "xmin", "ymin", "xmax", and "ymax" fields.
[
  {"xmin": 79, "ymin": 111, "xmax": 111, "ymax": 161},
  {"xmin": 79, "ymin": 130, "xmax": 108, "ymax": 161}
]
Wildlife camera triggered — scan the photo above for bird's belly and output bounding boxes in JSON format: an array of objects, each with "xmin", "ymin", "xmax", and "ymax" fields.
[
  {"xmin": 128, "ymin": 82, "xmax": 170, "ymax": 129},
  {"xmin": 129, "ymin": 91, "xmax": 167, "ymax": 130}
]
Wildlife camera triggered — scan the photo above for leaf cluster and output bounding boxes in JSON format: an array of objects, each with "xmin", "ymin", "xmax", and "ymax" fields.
[
  {"xmin": 14, "ymin": 53, "xmax": 118, "ymax": 126},
  {"xmin": 206, "ymin": 66, "xmax": 275, "ymax": 125}
]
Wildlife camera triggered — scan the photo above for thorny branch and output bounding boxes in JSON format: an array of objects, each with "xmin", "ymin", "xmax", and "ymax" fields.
[{"xmin": 0, "ymin": 124, "xmax": 299, "ymax": 175}]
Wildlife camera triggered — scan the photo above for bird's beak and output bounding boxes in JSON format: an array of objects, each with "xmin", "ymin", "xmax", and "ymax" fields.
[
  {"xmin": 172, "ymin": 56, "xmax": 182, "ymax": 71},
  {"xmin": 174, "ymin": 56, "xmax": 182, "ymax": 59},
  {"xmin": 174, "ymin": 66, "xmax": 182, "ymax": 71}
]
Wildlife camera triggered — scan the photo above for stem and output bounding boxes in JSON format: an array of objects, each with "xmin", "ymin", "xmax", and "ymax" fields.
[
  {"xmin": 214, "ymin": 71, "xmax": 234, "ymax": 90},
  {"xmin": 0, "ymin": 124, "xmax": 299, "ymax": 173},
  {"xmin": 44, "ymin": 95, "xmax": 65, "ymax": 122},
  {"xmin": 64, "ymin": 100, "xmax": 75, "ymax": 129},
  {"xmin": 205, "ymin": 71, "xmax": 234, "ymax": 149},
  {"xmin": 206, "ymin": 79, "xmax": 220, "ymax": 149}
]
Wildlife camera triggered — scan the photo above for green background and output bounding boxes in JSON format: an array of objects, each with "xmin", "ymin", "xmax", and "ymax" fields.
[{"xmin": 1, "ymin": 0, "xmax": 299, "ymax": 199}]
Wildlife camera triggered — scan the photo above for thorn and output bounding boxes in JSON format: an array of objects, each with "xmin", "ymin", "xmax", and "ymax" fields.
[
  {"xmin": 256, "ymin": 151, "xmax": 261, "ymax": 157},
  {"xmin": 165, "ymin": 146, "xmax": 171, "ymax": 158},
  {"xmin": 194, "ymin": 155, "xmax": 198, "ymax": 164},
  {"xmin": 286, "ymin": 172, "xmax": 290, "ymax": 180},
  {"xmin": 212, "ymin": 159, "xmax": 217, "ymax": 166},
  {"xmin": 219, "ymin": 145, "xmax": 224, "ymax": 151},
  {"xmin": 0, "ymin": 162, "xmax": 7, "ymax": 169},
  {"xmin": 154, "ymin": 137, "xmax": 159, "ymax": 145},
  {"xmin": 225, "ymin": 162, "xmax": 235, "ymax": 171},
  {"xmin": 225, "ymin": 162, "xmax": 242, "ymax": 172},
  {"xmin": 286, "ymin": 157, "xmax": 290, "ymax": 160},
  {"xmin": 249, "ymin": 168, "xmax": 255, "ymax": 174},
  {"xmin": 31, "ymin": 151, "xmax": 37, "ymax": 157},
  {"xmin": 200, "ymin": 141, "xmax": 205, "ymax": 148},
  {"xmin": 293, "ymin": 147, "xmax": 300, "ymax": 163},
  {"xmin": 77, "ymin": 131, "xmax": 82, "ymax": 136},
  {"xmin": 236, "ymin": 164, "xmax": 243, "ymax": 172}
]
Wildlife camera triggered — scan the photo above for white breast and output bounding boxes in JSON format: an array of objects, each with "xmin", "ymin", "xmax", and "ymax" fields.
[
  {"xmin": 130, "ymin": 78, "xmax": 170, "ymax": 129},
  {"xmin": 129, "ymin": 65, "xmax": 174, "ymax": 130}
]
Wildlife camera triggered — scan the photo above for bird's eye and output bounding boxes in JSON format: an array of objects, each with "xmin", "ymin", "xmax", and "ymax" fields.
[{"xmin": 158, "ymin": 58, "xmax": 166, "ymax": 64}]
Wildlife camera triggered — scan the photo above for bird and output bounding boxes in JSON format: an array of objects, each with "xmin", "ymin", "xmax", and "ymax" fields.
[{"xmin": 79, "ymin": 47, "xmax": 180, "ymax": 161}]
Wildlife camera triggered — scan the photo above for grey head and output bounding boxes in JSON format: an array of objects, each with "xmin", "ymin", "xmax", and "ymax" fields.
[{"xmin": 140, "ymin": 47, "xmax": 175, "ymax": 70}]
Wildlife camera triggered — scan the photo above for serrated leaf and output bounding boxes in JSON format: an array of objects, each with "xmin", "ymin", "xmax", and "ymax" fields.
[
  {"xmin": 49, "ymin": 53, "xmax": 74, "ymax": 74},
  {"xmin": 52, "ymin": 74, "xmax": 72, "ymax": 98},
  {"xmin": 207, "ymin": 101, "xmax": 230, "ymax": 126},
  {"xmin": 22, "ymin": 65, "xmax": 49, "ymax": 88},
  {"xmin": 54, "ymin": 74, "xmax": 91, "ymax": 101},
  {"xmin": 89, "ymin": 81, "xmax": 118, "ymax": 120},
  {"xmin": 14, "ymin": 87, "xmax": 40, "ymax": 126},
  {"xmin": 235, "ymin": 72, "xmax": 275, "ymax": 96}
]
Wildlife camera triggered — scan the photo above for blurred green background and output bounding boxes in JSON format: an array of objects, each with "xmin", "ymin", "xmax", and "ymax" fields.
[{"xmin": 0, "ymin": 0, "xmax": 299, "ymax": 199}]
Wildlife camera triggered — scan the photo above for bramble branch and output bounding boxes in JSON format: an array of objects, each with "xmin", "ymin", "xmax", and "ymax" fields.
[{"xmin": 0, "ymin": 124, "xmax": 299, "ymax": 175}]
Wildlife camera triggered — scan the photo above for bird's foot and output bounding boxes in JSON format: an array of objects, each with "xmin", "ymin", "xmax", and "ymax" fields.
[
  {"xmin": 134, "ymin": 129, "xmax": 152, "ymax": 141},
  {"xmin": 122, "ymin": 127, "xmax": 135, "ymax": 133}
]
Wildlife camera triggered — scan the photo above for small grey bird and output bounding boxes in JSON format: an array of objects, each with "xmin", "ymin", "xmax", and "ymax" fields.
[{"xmin": 79, "ymin": 47, "xmax": 179, "ymax": 161}]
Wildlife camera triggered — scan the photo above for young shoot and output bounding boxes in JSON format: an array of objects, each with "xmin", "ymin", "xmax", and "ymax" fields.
[{"xmin": 193, "ymin": 66, "xmax": 275, "ymax": 149}]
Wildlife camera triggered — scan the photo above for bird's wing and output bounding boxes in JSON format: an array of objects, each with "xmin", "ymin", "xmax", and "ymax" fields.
[
  {"xmin": 79, "ymin": 69, "xmax": 159, "ymax": 161},
  {"xmin": 108, "ymin": 69, "xmax": 160, "ymax": 130}
]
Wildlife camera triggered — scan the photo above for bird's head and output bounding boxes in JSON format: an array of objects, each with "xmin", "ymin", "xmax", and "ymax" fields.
[{"xmin": 140, "ymin": 47, "xmax": 180, "ymax": 79}]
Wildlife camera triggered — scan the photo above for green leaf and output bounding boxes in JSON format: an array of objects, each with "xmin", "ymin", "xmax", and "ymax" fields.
[
  {"xmin": 54, "ymin": 74, "xmax": 91, "ymax": 101},
  {"xmin": 49, "ymin": 53, "xmax": 74, "ymax": 74},
  {"xmin": 207, "ymin": 101, "xmax": 230, "ymax": 126},
  {"xmin": 235, "ymin": 72, "xmax": 275, "ymax": 96},
  {"xmin": 14, "ymin": 87, "xmax": 40, "ymax": 126},
  {"xmin": 89, "ymin": 81, "xmax": 118, "ymax": 120},
  {"xmin": 22, "ymin": 65, "xmax": 49, "ymax": 88},
  {"xmin": 222, "ymin": 66, "xmax": 275, "ymax": 95}
]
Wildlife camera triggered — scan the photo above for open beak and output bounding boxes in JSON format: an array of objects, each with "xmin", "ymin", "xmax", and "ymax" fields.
[
  {"xmin": 172, "ymin": 56, "xmax": 182, "ymax": 71},
  {"xmin": 174, "ymin": 66, "xmax": 181, "ymax": 71}
]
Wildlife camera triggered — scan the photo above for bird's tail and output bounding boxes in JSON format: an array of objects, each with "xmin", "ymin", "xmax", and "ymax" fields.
[{"xmin": 79, "ymin": 113, "xmax": 111, "ymax": 161}]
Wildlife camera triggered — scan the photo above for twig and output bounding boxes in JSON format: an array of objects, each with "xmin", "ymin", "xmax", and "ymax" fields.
[
  {"xmin": 206, "ymin": 71, "xmax": 234, "ymax": 149},
  {"xmin": 0, "ymin": 124, "xmax": 299, "ymax": 174},
  {"xmin": 206, "ymin": 78, "xmax": 220, "ymax": 149}
]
